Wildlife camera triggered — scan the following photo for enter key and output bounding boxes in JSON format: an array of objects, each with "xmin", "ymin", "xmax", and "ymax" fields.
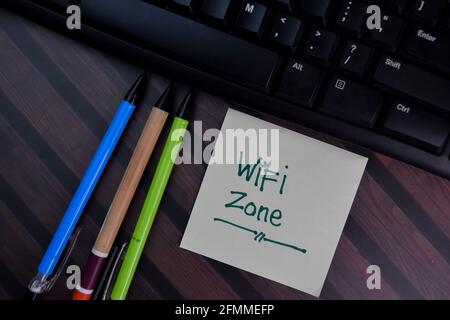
[
  {"xmin": 406, "ymin": 27, "xmax": 450, "ymax": 73},
  {"xmin": 382, "ymin": 100, "xmax": 450, "ymax": 154}
]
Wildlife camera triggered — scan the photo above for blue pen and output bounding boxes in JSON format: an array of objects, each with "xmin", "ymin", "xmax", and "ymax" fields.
[{"xmin": 28, "ymin": 72, "xmax": 148, "ymax": 295}]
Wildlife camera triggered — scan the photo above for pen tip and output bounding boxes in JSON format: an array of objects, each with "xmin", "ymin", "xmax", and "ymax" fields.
[
  {"xmin": 124, "ymin": 71, "xmax": 149, "ymax": 105},
  {"xmin": 176, "ymin": 89, "xmax": 193, "ymax": 119},
  {"xmin": 154, "ymin": 82, "xmax": 173, "ymax": 111}
]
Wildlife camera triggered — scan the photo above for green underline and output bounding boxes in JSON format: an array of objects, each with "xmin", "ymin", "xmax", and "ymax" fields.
[
  {"xmin": 263, "ymin": 237, "xmax": 307, "ymax": 254},
  {"xmin": 213, "ymin": 217, "xmax": 307, "ymax": 254},
  {"xmin": 213, "ymin": 217, "xmax": 257, "ymax": 235}
]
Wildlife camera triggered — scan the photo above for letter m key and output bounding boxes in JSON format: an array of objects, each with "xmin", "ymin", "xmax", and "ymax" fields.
[{"xmin": 245, "ymin": 3, "xmax": 255, "ymax": 14}]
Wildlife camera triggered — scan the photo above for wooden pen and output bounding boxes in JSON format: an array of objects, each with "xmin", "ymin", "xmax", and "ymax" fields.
[{"xmin": 73, "ymin": 83, "xmax": 173, "ymax": 300}]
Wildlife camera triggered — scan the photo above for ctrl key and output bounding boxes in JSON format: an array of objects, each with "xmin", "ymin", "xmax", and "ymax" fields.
[{"xmin": 382, "ymin": 101, "xmax": 450, "ymax": 153}]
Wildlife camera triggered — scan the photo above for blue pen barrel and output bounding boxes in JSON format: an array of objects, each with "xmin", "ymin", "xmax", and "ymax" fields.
[{"xmin": 38, "ymin": 101, "xmax": 136, "ymax": 276}]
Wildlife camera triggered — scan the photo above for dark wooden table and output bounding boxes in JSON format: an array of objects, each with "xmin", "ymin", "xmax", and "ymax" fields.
[{"xmin": 0, "ymin": 9, "xmax": 449, "ymax": 300}]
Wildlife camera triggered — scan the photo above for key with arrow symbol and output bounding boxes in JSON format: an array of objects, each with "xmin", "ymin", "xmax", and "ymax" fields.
[
  {"xmin": 269, "ymin": 13, "xmax": 302, "ymax": 49},
  {"xmin": 304, "ymin": 27, "xmax": 338, "ymax": 65}
]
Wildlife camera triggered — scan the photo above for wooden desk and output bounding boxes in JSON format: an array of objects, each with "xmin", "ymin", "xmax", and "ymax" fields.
[{"xmin": 0, "ymin": 9, "xmax": 449, "ymax": 300}]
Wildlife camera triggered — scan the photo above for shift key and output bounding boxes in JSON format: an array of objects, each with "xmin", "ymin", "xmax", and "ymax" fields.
[
  {"xmin": 374, "ymin": 55, "xmax": 450, "ymax": 112},
  {"xmin": 382, "ymin": 101, "xmax": 450, "ymax": 153}
]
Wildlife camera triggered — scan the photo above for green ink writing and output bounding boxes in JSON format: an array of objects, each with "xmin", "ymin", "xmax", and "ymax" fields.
[
  {"xmin": 279, "ymin": 165, "xmax": 288, "ymax": 194},
  {"xmin": 237, "ymin": 156, "xmax": 262, "ymax": 182},
  {"xmin": 269, "ymin": 209, "xmax": 282, "ymax": 227},
  {"xmin": 237, "ymin": 153, "xmax": 288, "ymax": 194},
  {"xmin": 213, "ymin": 218, "xmax": 307, "ymax": 254},
  {"xmin": 260, "ymin": 168, "xmax": 278, "ymax": 193},
  {"xmin": 224, "ymin": 191, "xmax": 246, "ymax": 209},
  {"xmin": 218, "ymin": 153, "xmax": 305, "ymax": 253},
  {"xmin": 224, "ymin": 191, "xmax": 283, "ymax": 227}
]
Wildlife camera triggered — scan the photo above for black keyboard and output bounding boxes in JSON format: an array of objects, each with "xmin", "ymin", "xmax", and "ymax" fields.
[{"xmin": 4, "ymin": 0, "xmax": 450, "ymax": 178}]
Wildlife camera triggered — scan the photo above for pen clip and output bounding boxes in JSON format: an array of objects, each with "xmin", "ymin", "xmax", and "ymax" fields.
[
  {"xmin": 93, "ymin": 242, "xmax": 128, "ymax": 300},
  {"xmin": 45, "ymin": 227, "xmax": 82, "ymax": 293}
]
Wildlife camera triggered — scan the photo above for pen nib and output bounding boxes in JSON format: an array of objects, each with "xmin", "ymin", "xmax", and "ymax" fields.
[
  {"xmin": 155, "ymin": 82, "xmax": 174, "ymax": 111},
  {"xmin": 176, "ymin": 89, "xmax": 193, "ymax": 118},
  {"xmin": 124, "ymin": 71, "xmax": 149, "ymax": 105}
]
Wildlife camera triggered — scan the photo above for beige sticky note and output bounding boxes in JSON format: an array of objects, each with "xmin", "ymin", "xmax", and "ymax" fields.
[{"xmin": 180, "ymin": 108, "xmax": 367, "ymax": 297}]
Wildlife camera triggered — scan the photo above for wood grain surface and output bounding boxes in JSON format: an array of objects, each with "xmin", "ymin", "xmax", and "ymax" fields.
[{"xmin": 0, "ymin": 9, "xmax": 449, "ymax": 300}]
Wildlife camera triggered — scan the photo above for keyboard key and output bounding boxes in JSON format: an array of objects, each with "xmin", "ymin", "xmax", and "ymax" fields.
[
  {"xmin": 340, "ymin": 42, "xmax": 373, "ymax": 76},
  {"xmin": 236, "ymin": 1, "xmax": 268, "ymax": 37},
  {"xmin": 269, "ymin": 13, "xmax": 302, "ymax": 48},
  {"xmin": 47, "ymin": 0, "xmax": 70, "ymax": 8},
  {"xmin": 170, "ymin": 0, "xmax": 196, "ymax": 12},
  {"xmin": 300, "ymin": 0, "xmax": 332, "ymax": 25},
  {"xmin": 382, "ymin": 100, "xmax": 450, "ymax": 153},
  {"xmin": 304, "ymin": 28, "xmax": 337, "ymax": 65},
  {"xmin": 378, "ymin": 0, "xmax": 407, "ymax": 14},
  {"xmin": 406, "ymin": 28, "xmax": 450, "ymax": 73},
  {"xmin": 445, "ymin": 14, "xmax": 450, "ymax": 33},
  {"xmin": 320, "ymin": 76, "xmax": 383, "ymax": 128},
  {"xmin": 200, "ymin": 0, "xmax": 232, "ymax": 23},
  {"xmin": 408, "ymin": 0, "xmax": 446, "ymax": 26},
  {"xmin": 374, "ymin": 55, "xmax": 450, "ymax": 112},
  {"xmin": 82, "ymin": 0, "xmax": 279, "ymax": 91},
  {"xmin": 276, "ymin": 58, "xmax": 323, "ymax": 107},
  {"xmin": 369, "ymin": 13, "xmax": 403, "ymax": 51},
  {"xmin": 336, "ymin": 0, "xmax": 368, "ymax": 38},
  {"xmin": 274, "ymin": 0, "xmax": 295, "ymax": 11},
  {"xmin": 274, "ymin": 0, "xmax": 290, "ymax": 5}
]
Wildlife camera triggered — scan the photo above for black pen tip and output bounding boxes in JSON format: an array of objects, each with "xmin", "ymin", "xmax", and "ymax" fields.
[
  {"xmin": 124, "ymin": 71, "xmax": 149, "ymax": 105},
  {"xmin": 176, "ymin": 89, "xmax": 193, "ymax": 119},
  {"xmin": 154, "ymin": 82, "xmax": 173, "ymax": 111}
]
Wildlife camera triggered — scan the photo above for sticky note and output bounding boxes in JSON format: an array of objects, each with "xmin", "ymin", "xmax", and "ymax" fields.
[{"xmin": 180, "ymin": 109, "xmax": 367, "ymax": 297}]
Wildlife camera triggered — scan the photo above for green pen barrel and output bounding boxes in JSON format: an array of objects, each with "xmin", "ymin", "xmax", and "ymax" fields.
[{"xmin": 111, "ymin": 117, "xmax": 189, "ymax": 300}]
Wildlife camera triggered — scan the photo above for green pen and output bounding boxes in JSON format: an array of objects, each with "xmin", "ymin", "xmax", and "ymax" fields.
[{"xmin": 110, "ymin": 89, "xmax": 192, "ymax": 300}]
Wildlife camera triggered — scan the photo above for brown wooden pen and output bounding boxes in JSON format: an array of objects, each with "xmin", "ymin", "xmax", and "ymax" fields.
[{"xmin": 73, "ymin": 84, "xmax": 172, "ymax": 300}]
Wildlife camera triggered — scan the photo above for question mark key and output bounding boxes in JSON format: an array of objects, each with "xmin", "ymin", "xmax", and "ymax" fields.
[{"xmin": 339, "ymin": 41, "xmax": 373, "ymax": 76}]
